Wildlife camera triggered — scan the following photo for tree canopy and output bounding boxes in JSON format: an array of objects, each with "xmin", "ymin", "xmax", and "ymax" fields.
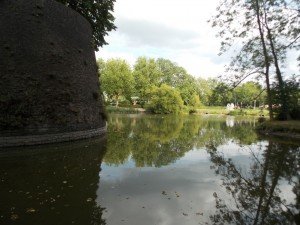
[
  {"xmin": 56, "ymin": 0, "xmax": 116, "ymax": 50},
  {"xmin": 211, "ymin": 0, "xmax": 300, "ymax": 119},
  {"xmin": 98, "ymin": 58, "xmax": 133, "ymax": 107},
  {"xmin": 98, "ymin": 56, "xmax": 271, "ymax": 112}
]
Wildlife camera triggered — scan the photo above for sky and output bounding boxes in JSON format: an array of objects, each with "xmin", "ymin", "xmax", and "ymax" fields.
[{"xmin": 95, "ymin": 0, "xmax": 298, "ymax": 79}]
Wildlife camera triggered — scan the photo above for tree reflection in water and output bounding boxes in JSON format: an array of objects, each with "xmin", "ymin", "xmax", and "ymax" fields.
[
  {"xmin": 207, "ymin": 139, "xmax": 300, "ymax": 225},
  {"xmin": 104, "ymin": 114, "xmax": 259, "ymax": 167}
]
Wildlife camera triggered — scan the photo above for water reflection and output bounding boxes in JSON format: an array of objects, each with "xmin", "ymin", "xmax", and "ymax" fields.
[
  {"xmin": 104, "ymin": 114, "xmax": 259, "ymax": 167},
  {"xmin": 1, "ymin": 114, "xmax": 299, "ymax": 225},
  {"xmin": 99, "ymin": 115, "xmax": 299, "ymax": 225},
  {"xmin": 208, "ymin": 139, "xmax": 300, "ymax": 225},
  {"xmin": 0, "ymin": 138, "xmax": 107, "ymax": 225}
]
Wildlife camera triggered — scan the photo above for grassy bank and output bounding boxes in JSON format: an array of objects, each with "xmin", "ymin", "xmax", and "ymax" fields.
[
  {"xmin": 106, "ymin": 106, "xmax": 146, "ymax": 114},
  {"xmin": 106, "ymin": 105, "xmax": 269, "ymax": 117},
  {"xmin": 257, "ymin": 120, "xmax": 300, "ymax": 139},
  {"xmin": 194, "ymin": 107, "xmax": 268, "ymax": 117}
]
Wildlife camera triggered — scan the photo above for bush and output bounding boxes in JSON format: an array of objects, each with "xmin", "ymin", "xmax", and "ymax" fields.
[
  {"xmin": 189, "ymin": 93, "xmax": 201, "ymax": 107},
  {"xmin": 118, "ymin": 99, "xmax": 132, "ymax": 107},
  {"xmin": 258, "ymin": 116, "xmax": 266, "ymax": 123},
  {"xmin": 290, "ymin": 106, "xmax": 300, "ymax": 120},
  {"xmin": 271, "ymin": 76, "xmax": 299, "ymax": 120},
  {"xmin": 146, "ymin": 85, "xmax": 184, "ymax": 114}
]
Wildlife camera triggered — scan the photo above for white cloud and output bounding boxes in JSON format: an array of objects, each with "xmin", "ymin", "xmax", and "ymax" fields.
[
  {"xmin": 96, "ymin": 0, "xmax": 298, "ymax": 79},
  {"xmin": 96, "ymin": 0, "xmax": 225, "ymax": 78}
]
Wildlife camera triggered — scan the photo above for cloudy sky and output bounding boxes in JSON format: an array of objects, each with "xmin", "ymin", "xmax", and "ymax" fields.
[{"xmin": 95, "ymin": 0, "xmax": 298, "ymax": 79}]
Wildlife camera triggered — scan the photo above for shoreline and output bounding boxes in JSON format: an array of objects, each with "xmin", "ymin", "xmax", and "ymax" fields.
[{"xmin": 256, "ymin": 120, "xmax": 300, "ymax": 140}]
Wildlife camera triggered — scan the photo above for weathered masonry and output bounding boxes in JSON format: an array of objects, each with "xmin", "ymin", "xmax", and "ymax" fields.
[{"xmin": 0, "ymin": 0, "xmax": 106, "ymax": 146}]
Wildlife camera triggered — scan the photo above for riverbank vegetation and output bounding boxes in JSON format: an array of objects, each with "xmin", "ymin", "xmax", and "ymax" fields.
[
  {"xmin": 97, "ymin": 0, "xmax": 299, "ymax": 124},
  {"xmin": 97, "ymin": 57, "xmax": 272, "ymax": 114},
  {"xmin": 210, "ymin": 0, "xmax": 299, "ymax": 121},
  {"xmin": 97, "ymin": 57, "xmax": 297, "ymax": 119}
]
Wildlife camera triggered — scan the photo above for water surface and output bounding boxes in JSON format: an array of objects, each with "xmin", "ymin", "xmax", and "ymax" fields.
[{"xmin": 1, "ymin": 114, "xmax": 299, "ymax": 225}]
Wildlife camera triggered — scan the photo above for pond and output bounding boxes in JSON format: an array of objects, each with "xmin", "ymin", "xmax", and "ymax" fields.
[{"xmin": 0, "ymin": 114, "xmax": 299, "ymax": 225}]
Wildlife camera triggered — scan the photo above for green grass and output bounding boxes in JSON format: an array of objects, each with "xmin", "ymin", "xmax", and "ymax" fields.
[
  {"xmin": 228, "ymin": 109, "xmax": 269, "ymax": 116},
  {"xmin": 195, "ymin": 106, "xmax": 228, "ymax": 115},
  {"xmin": 106, "ymin": 106, "xmax": 145, "ymax": 114},
  {"xmin": 107, "ymin": 105, "xmax": 270, "ymax": 117},
  {"xmin": 194, "ymin": 107, "xmax": 268, "ymax": 117}
]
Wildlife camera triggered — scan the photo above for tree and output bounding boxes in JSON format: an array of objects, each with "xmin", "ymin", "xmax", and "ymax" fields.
[
  {"xmin": 210, "ymin": 82, "xmax": 233, "ymax": 106},
  {"xmin": 99, "ymin": 58, "xmax": 134, "ymax": 107},
  {"xmin": 211, "ymin": 0, "xmax": 300, "ymax": 120},
  {"xmin": 189, "ymin": 93, "xmax": 201, "ymax": 108},
  {"xmin": 196, "ymin": 78, "xmax": 216, "ymax": 106},
  {"xmin": 271, "ymin": 76, "xmax": 300, "ymax": 120},
  {"xmin": 260, "ymin": 0, "xmax": 300, "ymax": 120},
  {"xmin": 56, "ymin": 0, "xmax": 116, "ymax": 50},
  {"xmin": 146, "ymin": 84, "xmax": 184, "ymax": 114},
  {"xmin": 176, "ymin": 73, "xmax": 199, "ymax": 106},
  {"xmin": 188, "ymin": 92, "xmax": 201, "ymax": 113},
  {"xmin": 133, "ymin": 57, "xmax": 162, "ymax": 104},
  {"xmin": 156, "ymin": 58, "xmax": 178, "ymax": 86},
  {"xmin": 234, "ymin": 82, "xmax": 264, "ymax": 107},
  {"xmin": 156, "ymin": 58, "xmax": 199, "ymax": 106}
]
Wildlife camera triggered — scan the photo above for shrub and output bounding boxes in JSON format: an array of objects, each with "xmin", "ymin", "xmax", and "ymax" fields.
[{"xmin": 146, "ymin": 84, "xmax": 184, "ymax": 114}]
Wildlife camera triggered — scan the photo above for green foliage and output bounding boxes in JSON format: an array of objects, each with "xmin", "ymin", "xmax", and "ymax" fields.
[
  {"xmin": 211, "ymin": 0, "xmax": 300, "ymax": 120},
  {"xmin": 189, "ymin": 93, "xmax": 201, "ymax": 113},
  {"xmin": 234, "ymin": 82, "xmax": 264, "ymax": 106},
  {"xmin": 56, "ymin": 0, "xmax": 116, "ymax": 50},
  {"xmin": 176, "ymin": 74, "xmax": 199, "ymax": 106},
  {"xmin": 98, "ymin": 58, "xmax": 133, "ymax": 106},
  {"xmin": 189, "ymin": 93, "xmax": 201, "ymax": 107},
  {"xmin": 271, "ymin": 76, "xmax": 300, "ymax": 120},
  {"xmin": 197, "ymin": 78, "xmax": 216, "ymax": 105},
  {"xmin": 98, "ymin": 55, "xmax": 269, "ymax": 113},
  {"xmin": 146, "ymin": 84, "xmax": 184, "ymax": 114},
  {"xmin": 156, "ymin": 58, "xmax": 179, "ymax": 86},
  {"xmin": 210, "ymin": 83, "xmax": 233, "ymax": 106},
  {"xmin": 133, "ymin": 57, "xmax": 162, "ymax": 104},
  {"xmin": 133, "ymin": 57, "xmax": 199, "ymax": 108}
]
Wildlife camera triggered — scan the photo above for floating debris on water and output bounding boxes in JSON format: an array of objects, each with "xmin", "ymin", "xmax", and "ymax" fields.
[{"xmin": 26, "ymin": 208, "xmax": 36, "ymax": 213}]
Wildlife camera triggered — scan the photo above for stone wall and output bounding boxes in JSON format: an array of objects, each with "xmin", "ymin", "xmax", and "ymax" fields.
[{"xmin": 0, "ymin": 0, "xmax": 106, "ymax": 146}]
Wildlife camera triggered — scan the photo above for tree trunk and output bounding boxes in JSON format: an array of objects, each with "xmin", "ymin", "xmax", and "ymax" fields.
[
  {"xmin": 265, "ymin": 22, "xmax": 289, "ymax": 120},
  {"xmin": 253, "ymin": 140, "xmax": 272, "ymax": 225},
  {"xmin": 115, "ymin": 95, "xmax": 119, "ymax": 107},
  {"xmin": 254, "ymin": 0, "xmax": 274, "ymax": 120}
]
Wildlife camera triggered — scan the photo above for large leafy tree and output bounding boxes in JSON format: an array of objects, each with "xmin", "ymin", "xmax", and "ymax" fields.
[
  {"xmin": 56, "ymin": 0, "xmax": 116, "ymax": 50},
  {"xmin": 133, "ymin": 57, "xmax": 162, "ymax": 103},
  {"xmin": 176, "ymin": 73, "xmax": 199, "ymax": 106},
  {"xmin": 210, "ymin": 82, "xmax": 233, "ymax": 106},
  {"xmin": 211, "ymin": 0, "xmax": 300, "ymax": 120},
  {"xmin": 234, "ymin": 82, "xmax": 264, "ymax": 107},
  {"xmin": 99, "ymin": 58, "xmax": 134, "ymax": 107},
  {"xmin": 156, "ymin": 58, "xmax": 200, "ymax": 106},
  {"xmin": 197, "ymin": 78, "xmax": 217, "ymax": 106}
]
